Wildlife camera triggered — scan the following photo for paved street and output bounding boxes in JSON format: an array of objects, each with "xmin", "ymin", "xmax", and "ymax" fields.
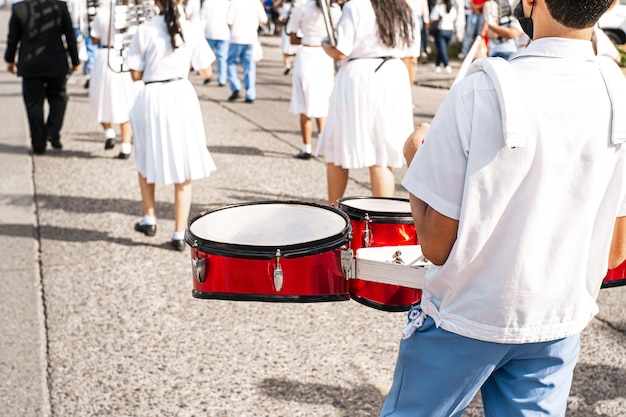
[{"xmin": 0, "ymin": 6, "xmax": 625, "ymax": 416}]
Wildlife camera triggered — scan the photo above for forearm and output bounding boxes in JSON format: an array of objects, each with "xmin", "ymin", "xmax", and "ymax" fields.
[
  {"xmin": 608, "ymin": 216, "xmax": 626, "ymax": 269},
  {"xmin": 409, "ymin": 194, "xmax": 458, "ymax": 265},
  {"xmin": 322, "ymin": 41, "xmax": 346, "ymax": 60}
]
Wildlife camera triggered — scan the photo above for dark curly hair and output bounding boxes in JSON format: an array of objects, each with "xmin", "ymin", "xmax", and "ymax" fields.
[
  {"xmin": 371, "ymin": 0, "xmax": 415, "ymax": 49},
  {"xmin": 545, "ymin": 0, "xmax": 613, "ymax": 29}
]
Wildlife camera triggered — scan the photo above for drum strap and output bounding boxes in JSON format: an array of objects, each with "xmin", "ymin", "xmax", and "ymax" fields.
[
  {"xmin": 467, "ymin": 57, "xmax": 527, "ymax": 149},
  {"xmin": 467, "ymin": 56, "xmax": 626, "ymax": 148}
]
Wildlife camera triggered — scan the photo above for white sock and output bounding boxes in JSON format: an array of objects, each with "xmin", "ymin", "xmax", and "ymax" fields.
[
  {"xmin": 105, "ymin": 128, "xmax": 116, "ymax": 139},
  {"xmin": 120, "ymin": 142, "xmax": 132, "ymax": 154},
  {"xmin": 303, "ymin": 144, "xmax": 312, "ymax": 153},
  {"xmin": 140, "ymin": 215, "xmax": 157, "ymax": 226},
  {"xmin": 172, "ymin": 231, "xmax": 185, "ymax": 241}
]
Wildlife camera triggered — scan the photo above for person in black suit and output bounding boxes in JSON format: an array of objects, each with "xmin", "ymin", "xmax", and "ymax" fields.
[{"xmin": 4, "ymin": 0, "xmax": 80, "ymax": 155}]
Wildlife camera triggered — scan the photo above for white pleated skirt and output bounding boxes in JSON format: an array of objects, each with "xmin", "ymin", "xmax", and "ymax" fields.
[
  {"xmin": 89, "ymin": 48, "xmax": 141, "ymax": 123},
  {"xmin": 129, "ymin": 79, "xmax": 217, "ymax": 185},
  {"xmin": 289, "ymin": 46, "xmax": 335, "ymax": 118},
  {"xmin": 315, "ymin": 57, "xmax": 414, "ymax": 169}
]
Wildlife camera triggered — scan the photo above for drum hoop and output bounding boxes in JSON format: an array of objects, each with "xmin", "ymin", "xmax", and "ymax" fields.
[
  {"xmin": 601, "ymin": 278, "xmax": 626, "ymax": 288},
  {"xmin": 337, "ymin": 196, "xmax": 414, "ymax": 224},
  {"xmin": 185, "ymin": 200, "xmax": 352, "ymax": 260}
]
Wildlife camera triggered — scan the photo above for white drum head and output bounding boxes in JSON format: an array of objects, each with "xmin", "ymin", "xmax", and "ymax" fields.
[
  {"xmin": 340, "ymin": 197, "xmax": 410, "ymax": 214},
  {"xmin": 190, "ymin": 203, "xmax": 348, "ymax": 246}
]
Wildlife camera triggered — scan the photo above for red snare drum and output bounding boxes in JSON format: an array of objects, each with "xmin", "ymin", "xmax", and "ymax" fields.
[
  {"xmin": 337, "ymin": 196, "xmax": 421, "ymax": 312},
  {"xmin": 602, "ymin": 259, "xmax": 626, "ymax": 288},
  {"xmin": 185, "ymin": 201, "xmax": 352, "ymax": 302}
]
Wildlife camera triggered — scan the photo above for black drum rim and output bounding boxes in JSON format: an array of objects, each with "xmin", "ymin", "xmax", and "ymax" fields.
[{"xmin": 337, "ymin": 196, "xmax": 414, "ymax": 223}]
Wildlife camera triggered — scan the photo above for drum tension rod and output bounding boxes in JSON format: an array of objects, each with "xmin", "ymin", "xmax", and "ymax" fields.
[
  {"xmin": 273, "ymin": 249, "xmax": 284, "ymax": 292},
  {"xmin": 191, "ymin": 242, "xmax": 206, "ymax": 283},
  {"xmin": 362, "ymin": 213, "xmax": 372, "ymax": 248}
]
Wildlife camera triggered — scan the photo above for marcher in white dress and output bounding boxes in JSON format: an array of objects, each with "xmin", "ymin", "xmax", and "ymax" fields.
[
  {"xmin": 89, "ymin": 0, "xmax": 142, "ymax": 158},
  {"xmin": 318, "ymin": 0, "xmax": 415, "ymax": 205},
  {"xmin": 126, "ymin": 0, "xmax": 217, "ymax": 251},
  {"xmin": 286, "ymin": 0, "xmax": 341, "ymax": 159}
]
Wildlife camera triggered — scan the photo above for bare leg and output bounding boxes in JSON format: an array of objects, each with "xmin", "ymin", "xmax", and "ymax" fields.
[
  {"xmin": 120, "ymin": 121, "xmax": 132, "ymax": 144},
  {"xmin": 101, "ymin": 122, "xmax": 112, "ymax": 130},
  {"xmin": 327, "ymin": 164, "xmax": 349, "ymax": 206},
  {"xmin": 138, "ymin": 173, "xmax": 156, "ymax": 217},
  {"xmin": 174, "ymin": 180, "xmax": 192, "ymax": 233},
  {"xmin": 316, "ymin": 117, "xmax": 325, "ymax": 136},
  {"xmin": 300, "ymin": 114, "xmax": 312, "ymax": 145},
  {"xmin": 369, "ymin": 165, "xmax": 395, "ymax": 197}
]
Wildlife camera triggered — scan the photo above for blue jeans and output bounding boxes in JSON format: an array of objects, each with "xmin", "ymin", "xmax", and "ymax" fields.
[
  {"xmin": 434, "ymin": 29, "xmax": 453, "ymax": 67},
  {"xmin": 461, "ymin": 12, "xmax": 485, "ymax": 54},
  {"xmin": 207, "ymin": 38, "xmax": 228, "ymax": 85},
  {"xmin": 227, "ymin": 43, "xmax": 256, "ymax": 100},
  {"xmin": 379, "ymin": 308, "xmax": 581, "ymax": 417}
]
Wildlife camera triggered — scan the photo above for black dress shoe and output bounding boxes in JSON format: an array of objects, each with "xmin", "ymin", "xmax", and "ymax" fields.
[
  {"xmin": 117, "ymin": 152, "xmax": 131, "ymax": 160},
  {"xmin": 134, "ymin": 222, "xmax": 157, "ymax": 236},
  {"xmin": 83, "ymin": 79, "xmax": 90, "ymax": 89},
  {"xmin": 245, "ymin": 98, "xmax": 254, "ymax": 103},
  {"xmin": 283, "ymin": 67, "xmax": 291, "ymax": 75},
  {"xmin": 294, "ymin": 150, "xmax": 312, "ymax": 160},
  {"xmin": 171, "ymin": 239, "xmax": 186, "ymax": 252},
  {"xmin": 104, "ymin": 138, "xmax": 115, "ymax": 150},
  {"xmin": 227, "ymin": 90, "xmax": 240, "ymax": 101},
  {"xmin": 32, "ymin": 147, "xmax": 46, "ymax": 155},
  {"xmin": 47, "ymin": 136, "xmax": 63, "ymax": 149},
  {"xmin": 203, "ymin": 77, "xmax": 212, "ymax": 85}
]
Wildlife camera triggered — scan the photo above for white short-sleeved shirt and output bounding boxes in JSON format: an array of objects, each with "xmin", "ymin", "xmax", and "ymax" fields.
[
  {"xmin": 201, "ymin": 0, "xmax": 230, "ymax": 40},
  {"xmin": 286, "ymin": 0, "xmax": 341, "ymax": 46},
  {"xmin": 226, "ymin": 0, "xmax": 268, "ymax": 45},
  {"xmin": 126, "ymin": 16, "xmax": 215, "ymax": 82},
  {"xmin": 90, "ymin": 8, "xmax": 110, "ymax": 44},
  {"xmin": 402, "ymin": 38, "xmax": 626, "ymax": 344},
  {"xmin": 334, "ymin": 0, "xmax": 411, "ymax": 59},
  {"xmin": 430, "ymin": 2, "xmax": 457, "ymax": 31}
]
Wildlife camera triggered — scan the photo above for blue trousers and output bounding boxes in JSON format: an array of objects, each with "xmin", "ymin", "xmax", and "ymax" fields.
[
  {"xmin": 434, "ymin": 29, "xmax": 453, "ymax": 67},
  {"xmin": 380, "ymin": 308, "xmax": 581, "ymax": 417},
  {"xmin": 207, "ymin": 38, "xmax": 228, "ymax": 86},
  {"xmin": 227, "ymin": 43, "xmax": 256, "ymax": 100}
]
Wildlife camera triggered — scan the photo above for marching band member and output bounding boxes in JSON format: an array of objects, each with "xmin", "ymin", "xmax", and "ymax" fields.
[
  {"xmin": 89, "ymin": 0, "xmax": 141, "ymax": 159},
  {"xmin": 380, "ymin": 0, "xmax": 626, "ymax": 415},
  {"xmin": 126, "ymin": 0, "xmax": 217, "ymax": 251},
  {"xmin": 286, "ymin": 0, "xmax": 341, "ymax": 160},
  {"xmin": 317, "ymin": 0, "xmax": 415, "ymax": 206}
]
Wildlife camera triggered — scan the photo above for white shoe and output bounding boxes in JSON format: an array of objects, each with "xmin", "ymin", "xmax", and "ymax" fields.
[
  {"xmin": 444, "ymin": 66, "xmax": 452, "ymax": 74},
  {"xmin": 457, "ymin": 52, "xmax": 466, "ymax": 59},
  {"xmin": 434, "ymin": 65, "xmax": 443, "ymax": 73}
]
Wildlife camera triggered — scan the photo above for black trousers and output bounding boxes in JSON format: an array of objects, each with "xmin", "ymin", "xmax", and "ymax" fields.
[{"xmin": 21, "ymin": 76, "xmax": 68, "ymax": 150}]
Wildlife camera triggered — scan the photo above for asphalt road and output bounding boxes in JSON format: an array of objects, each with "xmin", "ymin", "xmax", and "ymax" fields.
[{"xmin": 0, "ymin": 7, "xmax": 625, "ymax": 416}]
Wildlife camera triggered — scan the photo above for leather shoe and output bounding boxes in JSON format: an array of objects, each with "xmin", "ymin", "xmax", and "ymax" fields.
[
  {"xmin": 245, "ymin": 98, "xmax": 254, "ymax": 103},
  {"xmin": 171, "ymin": 239, "xmax": 186, "ymax": 252},
  {"xmin": 104, "ymin": 138, "xmax": 115, "ymax": 150},
  {"xmin": 294, "ymin": 150, "xmax": 312, "ymax": 160},
  {"xmin": 134, "ymin": 222, "xmax": 157, "ymax": 236},
  {"xmin": 32, "ymin": 147, "xmax": 46, "ymax": 155},
  {"xmin": 48, "ymin": 136, "xmax": 62, "ymax": 149},
  {"xmin": 227, "ymin": 90, "xmax": 240, "ymax": 101},
  {"xmin": 117, "ymin": 152, "xmax": 131, "ymax": 160}
]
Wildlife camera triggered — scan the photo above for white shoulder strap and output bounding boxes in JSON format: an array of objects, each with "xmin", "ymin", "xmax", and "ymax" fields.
[
  {"xmin": 596, "ymin": 56, "xmax": 626, "ymax": 145},
  {"xmin": 467, "ymin": 57, "xmax": 527, "ymax": 149}
]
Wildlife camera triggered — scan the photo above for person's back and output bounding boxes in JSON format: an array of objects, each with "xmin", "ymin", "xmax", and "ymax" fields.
[
  {"xmin": 6, "ymin": 0, "xmax": 76, "ymax": 77},
  {"xmin": 409, "ymin": 44, "xmax": 626, "ymax": 342},
  {"xmin": 227, "ymin": 0, "xmax": 267, "ymax": 45},
  {"xmin": 381, "ymin": 0, "xmax": 626, "ymax": 415}
]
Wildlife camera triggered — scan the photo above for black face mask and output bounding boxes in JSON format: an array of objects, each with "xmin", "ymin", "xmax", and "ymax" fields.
[{"xmin": 513, "ymin": 1, "xmax": 535, "ymax": 40}]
